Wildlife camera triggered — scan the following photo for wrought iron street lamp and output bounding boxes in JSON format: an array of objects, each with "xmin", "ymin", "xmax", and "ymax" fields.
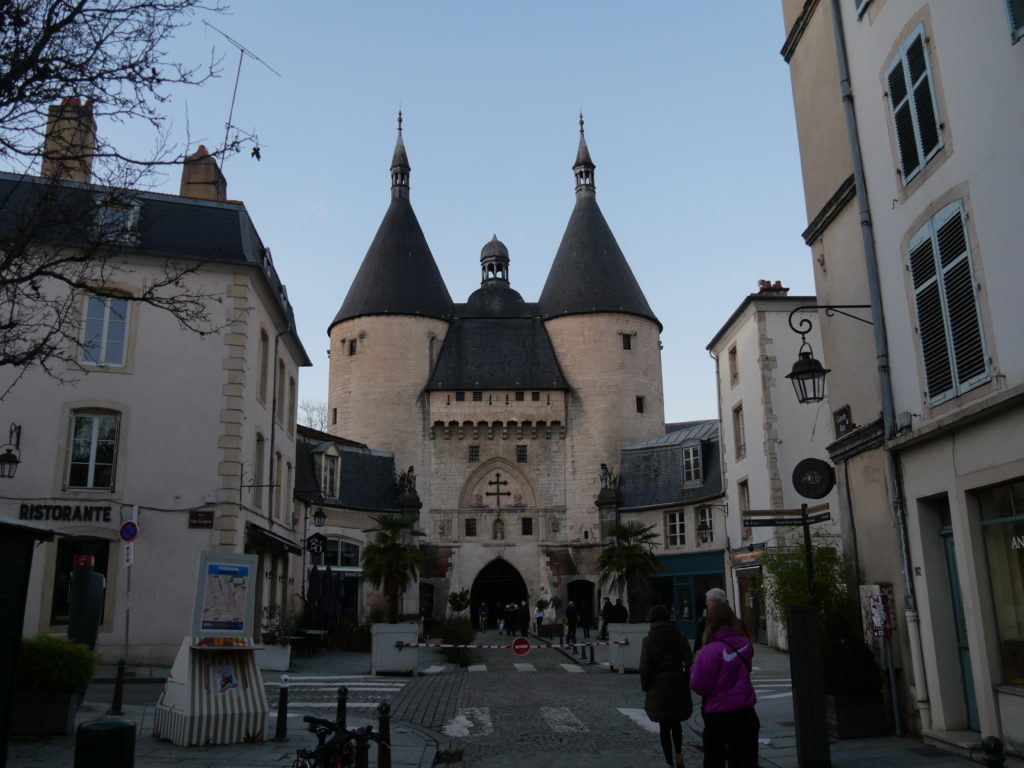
[
  {"xmin": 0, "ymin": 423, "xmax": 21, "ymax": 479},
  {"xmin": 786, "ymin": 305, "xmax": 872, "ymax": 405},
  {"xmin": 312, "ymin": 505, "xmax": 327, "ymax": 528}
]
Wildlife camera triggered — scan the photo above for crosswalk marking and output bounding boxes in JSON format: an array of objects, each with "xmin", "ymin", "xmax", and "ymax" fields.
[
  {"xmin": 442, "ymin": 707, "xmax": 493, "ymax": 737},
  {"xmin": 541, "ymin": 706, "xmax": 588, "ymax": 733},
  {"xmin": 758, "ymin": 692, "xmax": 793, "ymax": 700},
  {"xmin": 422, "ymin": 665, "xmax": 448, "ymax": 675},
  {"xmin": 559, "ymin": 664, "xmax": 584, "ymax": 673},
  {"xmin": 513, "ymin": 663, "xmax": 536, "ymax": 672},
  {"xmin": 467, "ymin": 664, "xmax": 487, "ymax": 673},
  {"xmin": 617, "ymin": 708, "xmax": 660, "ymax": 734}
]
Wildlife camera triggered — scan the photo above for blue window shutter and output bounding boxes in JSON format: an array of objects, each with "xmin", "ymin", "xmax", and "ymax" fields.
[
  {"xmin": 1009, "ymin": 0, "xmax": 1024, "ymax": 40},
  {"xmin": 887, "ymin": 25, "xmax": 943, "ymax": 184}
]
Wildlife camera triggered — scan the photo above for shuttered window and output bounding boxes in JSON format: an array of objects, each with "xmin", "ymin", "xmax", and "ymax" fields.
[
  {"xmin": 886, "ymin": 25, "xmax": 942, "ymax": 184},
  {"xmin": 1008, "ymin": 0, "xmax": 1024, "ymax": 41},
  {"xmin": 908, "ymin": 201, "xmax": 989, "ymax": 406}
]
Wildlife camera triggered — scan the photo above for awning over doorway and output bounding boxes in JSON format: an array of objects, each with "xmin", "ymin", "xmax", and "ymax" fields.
[{"xmin": 245, "ymin": 522, "xmax": 302, "ymax": 555}]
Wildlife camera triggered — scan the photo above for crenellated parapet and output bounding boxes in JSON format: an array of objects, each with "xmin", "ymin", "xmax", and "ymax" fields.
[{"xmin": 430, "ymin": 419, "xmax": 566, "ymax": 440}]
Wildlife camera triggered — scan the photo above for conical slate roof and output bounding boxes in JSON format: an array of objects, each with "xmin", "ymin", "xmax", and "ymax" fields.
[
  {"xmin": 538, "ymin": 194, "xmax": 659, "ymax": 328},
  {"xmin": 330, "ymin": 121, "xmax": 452, "ymax": 329}
]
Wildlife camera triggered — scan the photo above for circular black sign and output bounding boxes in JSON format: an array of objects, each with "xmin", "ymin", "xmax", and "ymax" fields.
[
  {"xmin": 306, "ymin": 533, "xmax": 327, "ymax": 554},
  {"xmin": 792, "ymin": 458, "xmax": 835, "ymax": 499}
]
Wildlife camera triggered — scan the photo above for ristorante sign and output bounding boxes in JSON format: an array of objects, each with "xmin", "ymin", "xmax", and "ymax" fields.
[{"xmin": 19, "ymin": 503, "xmax": 113, "ymax": 523}]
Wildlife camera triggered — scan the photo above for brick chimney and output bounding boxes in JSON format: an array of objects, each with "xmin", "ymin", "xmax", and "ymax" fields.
[
  {"xmin": 41, "ymin": 98, "xmax": 96, "ymax": 182},
  {"xmin": 755, "ymin": 279, "xmax": 790, "ymax": 296},
  {"xmin": 180, "ymin": 145, "xmax": 227, "ymax": 201}
]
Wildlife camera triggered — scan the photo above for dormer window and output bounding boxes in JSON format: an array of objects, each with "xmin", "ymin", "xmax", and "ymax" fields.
[
  {"xmin": 315, "ymin": 451, "xmax": 340, "ymax": 497},
  {"xmin": 683, "ymin": 445, "xmax": 702, "ymax": 484},
  {"xmin": 95, "ymin": 199, "xmax": 139, "ymax": 245}
]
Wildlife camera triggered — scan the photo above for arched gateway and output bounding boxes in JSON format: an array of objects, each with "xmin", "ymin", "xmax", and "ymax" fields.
[{"xmin": 470, "ymin": 558, "xmax": 527, "ymax": 630}]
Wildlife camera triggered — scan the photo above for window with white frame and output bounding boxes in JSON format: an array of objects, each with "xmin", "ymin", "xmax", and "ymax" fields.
[
  {"xmin": 258, "ymin": 329, "xmax": 269, "ymax": 401},
  {"xmin": 253, "ymin": 434, "xmax": 265, "ymax": 508},
  {"xmin": 67, "ymin": 411, "xmax": 120, "ymax": 490},
  {"xmin": 738, "ymin": 480, "xmax": 751, "ymax": 540},
  {"xmin": 1008, "ymin": 0, "xmax": 1024, "ymax": 42},
  {"xmin": 886, "ymin": 24, "xmax": 942, "ymax": 185},
  {"xmin": 683, "ymin": 444, "xmax": 702, "ymax": 484},
  {"xmin": 316, "ymin": 452, "xmax": 340, "ymax": 497},
  {"xmin": 79, "ymin": 296, "xmax": 128, "ymax": 366},
  {"xmin": 95, "ymin": 201, "xmax": 139, "ymax": 245},
  {"xmin": 312, "ymin": 537, "xmax": 361, "ymax": 568},
  {"xmin": 697, "ymin": 506, "xmax": 714, "ymax": 545},
  {"xmin": 908, "ymin": 200, "xmax": 989, "ymax": 406},
  {"xmin": 666, "ymin": 511, "xmax": 686, "ymax": 548}
]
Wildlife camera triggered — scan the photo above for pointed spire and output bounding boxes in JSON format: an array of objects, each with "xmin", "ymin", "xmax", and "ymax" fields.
[
  {"xmin": 390, "ymin": 110, "xmax": 410, "ymax": 198},
  {"xmin": 573, "ymin": 112, "xmax": 595, "ymax": 194}
]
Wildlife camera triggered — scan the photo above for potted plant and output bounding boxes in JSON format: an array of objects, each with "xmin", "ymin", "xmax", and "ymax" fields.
[
  {"xmin": 256, "ymin": 605, "xmax": 294, "ymax": 671},
  {"xmin": 11, "ymin": 635, "xmax": 97, "ymax": 735},
  {"xmin": 764, "ymin": 541, "xmax": 886, "ymax": 737}
]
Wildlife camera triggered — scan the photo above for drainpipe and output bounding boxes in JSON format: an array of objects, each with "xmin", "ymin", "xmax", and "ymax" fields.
[
  {"xmin": 828, "ymin": 0, "xmax": 929, "ymax": 730},
  {"xmin": 267, "ymin": 324, "xmax": 291, "ymax": 530}
]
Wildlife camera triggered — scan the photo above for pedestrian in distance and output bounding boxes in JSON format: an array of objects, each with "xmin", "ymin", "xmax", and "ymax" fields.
[
  {"xmin": 693, "ymin": 587, "xmax": 734, "ymax": 653},
  {"xmin": 518, "ymin": 601, "xmax": 529, "ymax": 637},
  {"xmin": 478, "ymin": 601, "xmax": 488, "ymax": 632},
  {"xmin": 505, "ymin": 602, "xmax": 517, "ymax": 636},
  {"xmin": 495, "ymin": 602, "xmax": 506, "ymax": 635},
  {"xmin": 640, "ymin": 605, "xmax": 694, "ymax": 768},
  {"xmin": 689, "ymin": 602, "xmax": 759, "ymax": 768},
  {"xmin": 612, "ymin": 597, "xmax": 629, "ymax": 624},
  {"xmin": 534, "ymin": 602, "xmax": 545, "ymax": 634},
  {"xmin": 565, "ymin": 600, "xmax": 578, "ymax": 645},
  {"xmin": 580, "ymin": 599, "xmax": 592, "ymax": 639},
  {"xmin": 600, "ymin": 595, "xmax": 614, "ymax": 640}
]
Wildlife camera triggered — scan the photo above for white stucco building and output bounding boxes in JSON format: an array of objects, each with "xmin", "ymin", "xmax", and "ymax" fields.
[
  {"xmin": 0, "ymin": 101, "xmax": 310, "ymax": 665},
  {"xmin": 781, "ymin": 0, "xmax": 1024, "ymax": 755}
]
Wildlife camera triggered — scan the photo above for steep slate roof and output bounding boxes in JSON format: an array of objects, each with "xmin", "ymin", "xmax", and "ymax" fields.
[
  {"xmin": 329, "ymin": 127, "xmax": 452, "ymax": 329},
  {"xmin": 538, "ymin": 127, "xmax": 659, "ymax": 329},
  {"xmin": 0, "ymin": 171, "xmax": 311, "ymax": 365},
  {"xmin": 426, "ymin": 298, "xmax": 569, "ymax": 391},
  {"xmin": 295, "ymin": 429, "xmax": 403, "ymax": 512},
  {"xmin": 617, "ymin": 419, "xmax": 724, "ymax": 511}
]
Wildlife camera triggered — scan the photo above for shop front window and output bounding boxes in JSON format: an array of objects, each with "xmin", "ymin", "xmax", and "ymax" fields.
[{"xmin": 980, "ymin": 480, "xmax": 1024, "ymax": 686}]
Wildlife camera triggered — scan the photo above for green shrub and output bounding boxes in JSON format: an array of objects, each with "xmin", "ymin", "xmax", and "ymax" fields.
[
  {"xmin": 16, "ymin": 635, "xmax": 97, "ymax": 694},
  {"xmin": 439, "ymin": 617, "xmax": 476, "ymax": 667}
]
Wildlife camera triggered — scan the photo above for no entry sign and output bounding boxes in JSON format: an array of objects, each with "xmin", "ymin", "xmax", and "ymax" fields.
[{"xmin": 512, "ymin": 637, "xmax": 530, "ymax": 656}]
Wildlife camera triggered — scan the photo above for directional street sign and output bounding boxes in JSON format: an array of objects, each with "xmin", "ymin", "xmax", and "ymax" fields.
[{"xmin": 512, "ymin": 637, "xmax": 531, "ymax": 656}]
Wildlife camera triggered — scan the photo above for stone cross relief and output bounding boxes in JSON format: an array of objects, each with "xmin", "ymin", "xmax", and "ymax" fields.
[{"xmin": 485, "ymin": 472, "xmax": 511, "ymax": 508}]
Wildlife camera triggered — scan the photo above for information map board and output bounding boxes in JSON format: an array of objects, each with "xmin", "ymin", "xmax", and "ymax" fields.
[{"xmin": 191, "ymin": 552, "xmax": 258, "ymax": 639}]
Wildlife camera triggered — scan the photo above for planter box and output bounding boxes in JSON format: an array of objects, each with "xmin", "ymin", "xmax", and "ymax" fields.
[
  {"xmin": 371, "ymin": 622, "xmax": 419, "ymax": 676},
  {"xmin": 255, "ymin": 643, "xmax": 291, "ymax": 672},
  {"xmin": 826, "ymin": 693, "xmax": 888, "ymax": 738},
  {"xmin": 9, "ymin": 691, "xmax": 78, "ymax": 735},
  {"xmin": 608, "ymin": 623, "xmax": 649, "ymax": 674}
]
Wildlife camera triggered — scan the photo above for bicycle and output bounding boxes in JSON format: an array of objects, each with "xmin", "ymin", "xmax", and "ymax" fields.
[{"xmin": 292, "ymin": 715, "xmax": 388, "ymax": 768}]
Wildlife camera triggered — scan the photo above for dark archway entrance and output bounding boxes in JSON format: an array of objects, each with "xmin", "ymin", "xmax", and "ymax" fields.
[
  {"xmin": 567, "ymin": 579, "xmax": 596, "ymax": 635},
  {"xmin": 470, "ymin": 558, "xmax": 527, "ymax": 631}
]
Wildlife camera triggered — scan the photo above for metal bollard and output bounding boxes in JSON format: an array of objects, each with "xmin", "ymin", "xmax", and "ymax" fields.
[
  {"xmin": 273, "ymin": 674, "xmax": 289, "ymax": 741},
  {"xmin": 982, "ymin": 736, "xmax": 1005, "ymax": 768},
  {"xmin": 377, "ymin": 702, "xmax": 392, "ymax": 768},
  {"xmin": 74, "ymin": 717, "xmax": 136, "ymax": 768},
  {"xmin": 353, "ymin": 725, "xmax": 372, "ymax": 768},
  {"xmin": 336, "ymin": 686, "xmax": 348, "ymax": 729},
  {"xmin": 107, "ymin": 658, "xmax": 126, "ymax": 716},
  {"xmin": 588, "ymin": 645, "xmax": 595, "ymax": 664}
]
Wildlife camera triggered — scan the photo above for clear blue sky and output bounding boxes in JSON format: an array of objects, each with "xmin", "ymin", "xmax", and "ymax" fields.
[{"xmin": 125, "ymin": 1, "xmax": 814, "ymax": 423}]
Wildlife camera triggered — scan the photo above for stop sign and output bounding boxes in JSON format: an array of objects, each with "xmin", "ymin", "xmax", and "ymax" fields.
[{"xmin": 512, "ymin": 637, "xmax": 530, "ymax": 656}]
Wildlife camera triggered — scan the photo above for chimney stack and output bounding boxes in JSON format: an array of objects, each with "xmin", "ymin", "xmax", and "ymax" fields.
[
  {"xmin": 180, "ymin": 145, "xmax": 227, "ymax": 201},
  {"xmin": 41, "ymin": 98, "xmax": 96, "ymax": 182},
  {"xmin": 755, "ymin": 279, "xmax": 790, "ymax": 296}
]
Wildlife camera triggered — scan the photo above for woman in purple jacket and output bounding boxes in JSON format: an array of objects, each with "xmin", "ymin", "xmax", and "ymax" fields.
[{"xmin": 689, "ymin": 602, "xmax": 759, "ymax": 767}]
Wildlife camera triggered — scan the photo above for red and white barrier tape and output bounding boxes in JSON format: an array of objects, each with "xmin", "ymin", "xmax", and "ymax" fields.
[{"xmin": 394, "ymin": 640, "xmax": 628, "ymax": 649}]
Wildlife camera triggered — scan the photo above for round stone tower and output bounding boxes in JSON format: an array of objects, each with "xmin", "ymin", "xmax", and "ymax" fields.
[
  {"xmin": 538, "ymin": 117, "xmax": 665, "ymax": 537},
  {"xmin": 327, "ymin": 114, "xmax": 452, "ymax": 489}
]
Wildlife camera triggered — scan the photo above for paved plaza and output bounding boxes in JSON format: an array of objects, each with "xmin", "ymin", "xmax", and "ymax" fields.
[{"xmin": 6, "ymin": 633, "xmax": 1017, "ymax": 767}]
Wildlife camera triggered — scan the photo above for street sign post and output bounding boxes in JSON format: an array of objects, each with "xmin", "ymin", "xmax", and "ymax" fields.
[
  {"xmin": 512, "ymin": 637, "xmax": 530, "ymax": 657},
  {"xmin": 119, "ymin": 520, "xmax": 139, "ymax": 542}
]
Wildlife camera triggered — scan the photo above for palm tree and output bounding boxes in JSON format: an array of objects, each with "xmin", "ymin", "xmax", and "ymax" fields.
[
  {"xmin": 361, "ymin": 513, "xmax": 426, "ymax": 623},
  {"xmin": 597, "ymin": 521, "xmax": 662, "ymax": 622}
]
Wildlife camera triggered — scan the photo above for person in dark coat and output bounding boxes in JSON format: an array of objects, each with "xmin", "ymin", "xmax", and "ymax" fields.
[
  {"xmin": 565, "ymin": 600, "xmax": 579, "ymax": 644},
  {"xmin": 612, "ymin": 597, "xmax": 629, "ymax": 623},
  {"xmin": 600, "ymin": 596, "xmax": 614, "ymax": 640},
  {"xmin": 640, "ymin": 605, "xmax": 694, "ymax": 767},
  {"xmin": 580, "ymin": 600, "xmax": 592, "ymax": 639},
  {"xmin": 518, "ymin": 601, "xmax": 529, "ymax": 636}
]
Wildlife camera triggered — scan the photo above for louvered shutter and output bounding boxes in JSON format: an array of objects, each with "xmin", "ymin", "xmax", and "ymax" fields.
[
  {"xmin": 909, "ymin": 201, "xmax": 988, "ymax": 405},
  {"xmin": 887, "ymin": 25, "xmax": 943, "ymax": 183},
  {"xmin": 1009, "ymin": 0, "xmax": 1024, "ymax": 39}
]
